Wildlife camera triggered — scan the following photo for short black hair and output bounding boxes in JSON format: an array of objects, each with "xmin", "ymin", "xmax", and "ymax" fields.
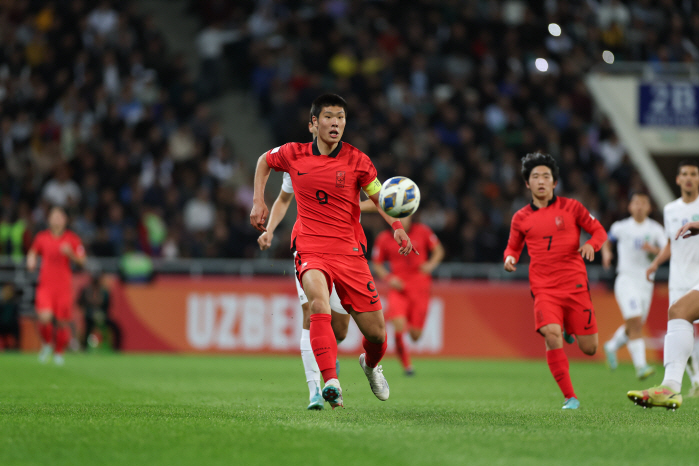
[
  {"xmin": 521, "ymin": 152, "xmax": 559, "ymax": 183},
  {"xmin": 310, "ymin": 94, "xmax": 348, "ymax": 122},
  {"xmin": 629, "ymin": 190, "xmax": 650, "ymax": 201},
  {"xmin": 678, "ymin": 159, "xmax": 699, "ymax": 175},
  {"xmin": 48, "ymin": 205, "xmax": 68, "ymax": 216}
]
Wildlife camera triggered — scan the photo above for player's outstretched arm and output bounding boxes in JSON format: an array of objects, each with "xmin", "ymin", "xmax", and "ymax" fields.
[
  {"xmin": 367, "ymin": 191, "xmax": 418, "ymax": 256},
  {"xmin": 26, "ymin": 249, "xmax": 38, "ymax": 272},
  {"xmin": 359, "ymin": 199, "xmax": 378, "ymax": 213},
  {"xmin": 250, "ymin": 152, "xmax": 272, "ymax": 232},
  {"xmin": 258, "ymin": 190, "xmax": 294, "ymax": 250},
  {"xmin": 503, "ymin": 213, "xmax": 524, "ymax": 272},
  {"xmin": 676, "ymin": 220, "xmax": 699, "ymax": 239},
  {"xmin": 646, "ymin": 238, "xmax": 671, "ymax": 281},
  {"xmin": 575, "ymin": 202, "xmax": 607, "ymax": 261},
  {"xmin": 601, "ymin": 240, "xmax": 614, "ymax": 270}
]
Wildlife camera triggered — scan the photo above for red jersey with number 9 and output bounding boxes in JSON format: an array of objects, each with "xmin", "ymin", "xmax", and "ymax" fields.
[
  {"xmin": 266, "ymin": 140, "xmax": 379, "ymax": 256},
  {"xmin": 30, "ymin": 230, "xmax": 85, "ymax": 288},
  {"xmin": 504, "ymin": 196, "xmax": 607, "ymax": 296}
]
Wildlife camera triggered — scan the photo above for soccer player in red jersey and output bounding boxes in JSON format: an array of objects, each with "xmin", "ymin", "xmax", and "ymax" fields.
[
  {"xmin": 257, "ymin": 117, "xmax": 376, "ymax": 410},
  {"xmin": 372, "ymin": 214, "xmax": 444, "ymax": 375},
  {"xmin": 251, "ymin": 94, "xmax": 416, "ymax": 408},
  {"xmin": 27, "ymin": 206, "xmax": 86, "ymax": 366},
  {"xmin": 503, "ymin": 152, "xmax": 607, "ymax": 409}
]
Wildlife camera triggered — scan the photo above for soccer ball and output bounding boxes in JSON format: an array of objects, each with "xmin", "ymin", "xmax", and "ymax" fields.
[{"xmin": 379, "ymin": 176, "xmax": 421, "ymax": 218}]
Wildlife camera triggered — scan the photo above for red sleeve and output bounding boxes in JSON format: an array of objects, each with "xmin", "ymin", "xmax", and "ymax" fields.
[
  {"xmin": 573, "ymin": 200, "xmax": 608, "ymax": 251},
  {"xmin": 371, "ymin": 231, "xmax": 389, "ymax": 262},
  {"xmin": 30, "ymin": 233, "xmax": 43, "ymax": 255},
  {"xmin": 356, "ymin": 152, "xmax": 378, "ymax": 188},
  {"xmin": 504, "ymin": 212, "xmax": 525, "ymax": 262},
  {"xmin": 265, "ymin": 143, "xmax": 292, "ymax": 173}
]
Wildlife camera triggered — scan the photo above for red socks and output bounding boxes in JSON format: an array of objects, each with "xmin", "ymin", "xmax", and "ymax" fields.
[
  {"xmin": 39, "ymin": 322, "xmax": 53, "ymax": 344},
  {"xmin": 362, "ymin": 334, "xmax": 387, "ymax": 368},
  {"xmin": 395, "ymin": 332, "xmax": 412, "ymax": 370},
  {"xmin": 55, "ymin": 326, "xmax": 71, "ymax": 355},
  {"xmin": 310, "ymin": 314, "xmax": 338, "ymax": 382},
  {"xmin": 546, "ymin": 348, "xmax": 576, "ymax": 399}
]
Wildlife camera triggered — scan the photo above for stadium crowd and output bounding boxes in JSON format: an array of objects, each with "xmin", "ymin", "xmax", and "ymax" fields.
[
  {"xmin": 1, "ymin": 0, "xmax": 697, "ymax": 262},
  {"xmin": 0, "ymin": 0, "xmax": 259, "ymax": 261},
  {"xmin": 191, "ymin": 0, "xmax": 697, "ymax": 262}
]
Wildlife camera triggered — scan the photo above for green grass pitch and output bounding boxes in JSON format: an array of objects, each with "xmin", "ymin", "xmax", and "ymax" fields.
[{"xmin": 1, "ymin": 353, "xmax": 698, "ymax": 466}]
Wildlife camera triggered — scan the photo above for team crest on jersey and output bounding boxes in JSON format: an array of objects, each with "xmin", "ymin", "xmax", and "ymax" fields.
[
  {"xmin": 336, "ymin": 171, "xmax": 345, "ymax": 188},
  {"xmin": 555, "ymin": 216, "xmax": 565, "ymax": 230}
]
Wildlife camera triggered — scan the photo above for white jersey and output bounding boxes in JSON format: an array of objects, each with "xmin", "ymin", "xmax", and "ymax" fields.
[
  {"xmin": 664, "ymin": 196, "xmax": 699, "ymax": 296},
  {"xmin": 282, "ymin": 172, "xmax": 293, "ymax": 194},
  {"xmin": 608, "ymin": 217, "xmax": 666, "ymax": 282}
]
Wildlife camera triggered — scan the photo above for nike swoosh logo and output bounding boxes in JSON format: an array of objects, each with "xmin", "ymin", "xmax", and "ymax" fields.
[
  {"xmin": 370, "ymin": 299, "xmax": 379, "ymax": 304},
  {"xmin": 297, "ymin": 171, "xmax": 309, "ymax": 176},
  {"xmin": 525, "ymin": 228, "xmax": 532, "ymax": 233},
  {"xmin": 584, "ymin": 325, "xmax": 593, "ymax": 330}
]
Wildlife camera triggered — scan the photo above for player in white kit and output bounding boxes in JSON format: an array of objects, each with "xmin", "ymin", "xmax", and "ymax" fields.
[
  {"xmin": 257, "ymin": 119, "xmax": 377, "ymax": 410},
  {"xmin": 602, "ymin": 192, "xmax": 665, "ymax": 379},
  {"xmin": 627, "ymin": 219, "xmax": 699, "ymax": 410},
  {"xmin": 645, "ymin": 160, "xmax": 699, "ymax": 395}
]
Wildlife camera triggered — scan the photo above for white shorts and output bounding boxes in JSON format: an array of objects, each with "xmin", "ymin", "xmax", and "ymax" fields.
[
  {"xmin": 293, "ymin": 255, "xmax": 347, "ymax": 314},
  {"xmin": 614, "ymin": 274, "xmax": 653, "ymax": 321},
  {"xmin": 670, "ymin": 287, "xmax": 692, "ymax": 307}
]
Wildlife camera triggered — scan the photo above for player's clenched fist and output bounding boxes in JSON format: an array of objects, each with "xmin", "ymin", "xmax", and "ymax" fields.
[
  {"xmin": 504, "ymin": 255, "xmax": 517, "ymax": 272},
  {"xmin": 250, "ymin": 201, "xmax": 269, "ymax": 232},
  {"xmin": 258, "ymin": 231, "xmax": 272, "ymax": 250}
]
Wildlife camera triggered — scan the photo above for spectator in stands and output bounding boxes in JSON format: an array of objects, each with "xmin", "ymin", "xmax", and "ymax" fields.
[
  {"xmin": 42, "ymin": 165, "xmax": 81, "ymax": 208},
  {"xmin": 183, "ymin": 187, "xmax": 215, "ymax": 233}
]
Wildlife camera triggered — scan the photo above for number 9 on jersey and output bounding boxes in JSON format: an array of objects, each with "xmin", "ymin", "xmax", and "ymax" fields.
[{"xmin": 378, "ymin": 176, "xmax": 421, "ymax": 218}]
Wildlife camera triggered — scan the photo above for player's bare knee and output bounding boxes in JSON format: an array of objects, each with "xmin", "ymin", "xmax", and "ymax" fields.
[
  {"xmin": 365, "ymin": 331, "xmax": 385, "ymax": 344},
  {"xmin": 544, "ymin": 333, "xmax": 562, "ymax": 349},
  {"xmin": 625, "ymin": 317, "xmax": 642, "ymax": 338},
  {"xmin": 332, "ymin": 324, "xmax": 348, "ymax": 342},
  {"xmin": 37, "ymin": 313, "xmax": 52, "ymax": 324},
  {"xmin": 309, "ymin": 298, "xmax": 330, "ymax": 315},
  {"xmin": 581, "ymin": 343, "xmax": 597, "ymax": 356},
  {"xmin": 409, "ymin": 329, "xmax": 422, "ymax": 341},
  {"xmin": 668, "ymin": 302, "xmax": 695, "ymax": 322}
]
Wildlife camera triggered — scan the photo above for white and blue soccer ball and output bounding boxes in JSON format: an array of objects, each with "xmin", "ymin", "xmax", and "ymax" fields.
[{"xmin": 379, "ymin": 176, "xmax": 421, "ymax": 218}]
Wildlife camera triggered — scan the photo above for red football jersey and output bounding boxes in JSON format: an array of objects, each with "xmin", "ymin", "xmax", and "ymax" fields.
[
  {"xmin": 504, "ymin": 196, "xmax": 607, "ymax": 295},
  {"xmin": 266, "ymin": 140, "xmax": 379, "ymax": 255},
  {"xmin": 30, "ymin": 230, "xmax": 85, "ymax": 287},
  {"xmin": 372, "ymin": 222, "xmax": 440, "ymax": 288}
]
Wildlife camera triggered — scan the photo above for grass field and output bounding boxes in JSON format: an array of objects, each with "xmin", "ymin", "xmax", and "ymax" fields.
[{"xmin": 1, "ymin": 353, "xmax": 698, "ymax": 466}]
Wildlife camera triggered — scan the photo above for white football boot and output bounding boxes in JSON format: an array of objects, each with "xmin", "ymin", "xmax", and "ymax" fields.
[
  {"xmin": 359, "ymin": 353, "xmax": 389, "ymax": 401},
  {"xmin": 53, "ymin": 354, "xmax": 65, "ymax": 366},
  {"xmin": 38, "ymin": 344, "xmax": 53, "ymax": 364}
]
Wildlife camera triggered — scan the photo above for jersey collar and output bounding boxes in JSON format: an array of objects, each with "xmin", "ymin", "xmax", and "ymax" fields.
[
  {"xmin": 312, "ymin": 139, "xmax": 342, "ymax": 158},
  {"xmin": 530, "ymin": 195, "xmax": 557, "ymax": 211}
]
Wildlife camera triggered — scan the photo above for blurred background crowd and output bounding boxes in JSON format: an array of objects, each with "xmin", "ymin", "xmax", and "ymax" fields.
[{"xmin": 1, "ymin": 0, "xmax": 697, "ymax": 263}]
